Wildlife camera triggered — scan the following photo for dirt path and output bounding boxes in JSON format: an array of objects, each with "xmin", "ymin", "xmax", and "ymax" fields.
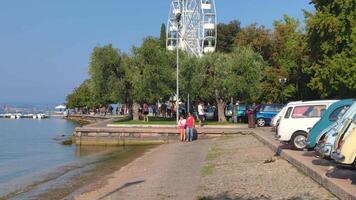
[{"xmin": 74, "ymin": 139, "xmax": 210, "ymax": 200}]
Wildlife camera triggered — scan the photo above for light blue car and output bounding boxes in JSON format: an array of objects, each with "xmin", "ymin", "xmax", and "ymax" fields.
[
  {"xmin": 316, "ymin": 102, "xmax": 356, "ymax": 158},
  {"xmin": 305, "ymin": 99, "xmax": 353, "ymax": 150}
]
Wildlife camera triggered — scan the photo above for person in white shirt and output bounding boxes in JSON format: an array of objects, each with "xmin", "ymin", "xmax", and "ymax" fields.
[{"xmin": 198, "ymin": 102, "xmax": 205, "ymax": 127}]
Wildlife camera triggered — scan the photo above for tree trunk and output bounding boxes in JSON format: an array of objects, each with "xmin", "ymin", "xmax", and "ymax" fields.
[
  {"xmin": 132, "ymin": 101, "xmax": 140, "ymax": 121},
  {"xmin": 217, "ymin": 100, "xmax": 226, "ymax": 122},
  {"xmin": 231, "ymin": 97, "xmax": 237, "ymax": 123}
]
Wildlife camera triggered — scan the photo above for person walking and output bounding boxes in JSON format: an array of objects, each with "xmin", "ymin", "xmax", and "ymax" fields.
[
  {"xmin": 178, "ymin": 115, "xmax": 186, "ymax": 142},
  {"xmin": 186, "ymin": 112, "xmax": 195, "ymax": 142},
  {"xmin": 198, "ymin": 102, "xmax": 205, "ymax": 127},
  {"xmin": 143, "ymin": 102, "xmax": 149, "ymax": 122}
]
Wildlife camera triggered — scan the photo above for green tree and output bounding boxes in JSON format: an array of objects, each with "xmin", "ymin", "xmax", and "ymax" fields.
[
  {"xmin": 216, "ymin": 20, "xmax": 241, "ymax": 53},
  {"xmin": 234, "ymin": 23, "xmax": 272, "ymax": 61},
  {"xmin": 304, "ymin": 0, "xmax": 356, "ymax": 98},
  {"xmin": 159, "ymin": 23, "xmax": 167, "ymax": 49},
  {"xmin": 128, "ymin": 37, "xmax": 175, "ymax": 119},
  {"xmin": 66, "ymin": 80, "xmax": 94, "ymax": 109},
  {"xmin": 267, "ymin": 15, "xmax": 311, "ymax": 102},
  {"xmin": 88, "ymin": 44, "xmax": 126, "ymax": 106},
  {"xmin": 189, "ymin": 47, "xmax": 264, "ymax": 122},
  {"xmin": 235, "ymin": 16, "xmax": 313, "ymax": 103}
]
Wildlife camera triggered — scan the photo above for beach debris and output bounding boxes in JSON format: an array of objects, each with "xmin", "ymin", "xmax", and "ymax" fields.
[{"xmin": 264, "ymin": 156, "xmax": 277, "ymax": 164}]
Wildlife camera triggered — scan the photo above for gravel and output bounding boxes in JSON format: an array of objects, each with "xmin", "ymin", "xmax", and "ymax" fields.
[{"xmin": 196, "ymin": 135, "xmax": 338, "ymax": 200}]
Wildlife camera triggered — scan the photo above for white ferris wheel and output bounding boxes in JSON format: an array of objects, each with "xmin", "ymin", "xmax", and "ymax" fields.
[{"xmin": 166, "ymin": 0, "xmax": 217, "ymax": 57}]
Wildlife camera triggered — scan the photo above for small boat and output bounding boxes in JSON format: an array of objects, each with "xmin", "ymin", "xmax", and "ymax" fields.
[
  {"xmin": 52, "ymin": 105, "xmax": 67, "ymax": 117},
  {"xmin": 35, "ymin": 113, "xmax": 48, "ymax": 119}
]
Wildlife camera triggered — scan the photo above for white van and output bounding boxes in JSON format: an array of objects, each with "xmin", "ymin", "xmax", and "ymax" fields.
[{"xmin": 276, "ymin": 100, "xmax": 337, "ymax": 150}]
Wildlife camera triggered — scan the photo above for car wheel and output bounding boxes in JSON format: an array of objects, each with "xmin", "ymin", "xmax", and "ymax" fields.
[
  {"xmin": 257, "ymin": 118, "xmax": 266, "ymax": 127},
  {"xmin": 291, "ymin": 131, "xmax": 308, "ymax": 150}
]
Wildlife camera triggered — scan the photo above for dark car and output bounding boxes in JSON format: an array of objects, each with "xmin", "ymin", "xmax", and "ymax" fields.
[
  {"xmin": 256, "ymin": 104, "xmax": 284, "ymax": 127},
  {"xmin": 205, "ymin": 106, "xmax": 217, "ymax": 120}
]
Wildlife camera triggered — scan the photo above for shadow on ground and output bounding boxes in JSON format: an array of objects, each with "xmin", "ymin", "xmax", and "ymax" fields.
[
  {"xmin": 198, "ymin": 192, "xmax": 324, "ymax": 200},
  {"xmin": 98, "ymin": 180, "xmax": 145, "ymax": 199},
  {"xmin": 326, "ymin": 166, "xmax": 356, "ymax": 185},
  {"xmin": 311, "ymin": 158, "xmax": 335, "ymax": 167}
]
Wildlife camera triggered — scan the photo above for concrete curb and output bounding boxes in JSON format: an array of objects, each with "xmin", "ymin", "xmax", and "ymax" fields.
[
  {"xmin": 252, "ymin": 128, "xmax": 356, "ymax": 200},
  {"xmin": 107, "ymin": 124, "xmax": 248, "ymax": 129}
]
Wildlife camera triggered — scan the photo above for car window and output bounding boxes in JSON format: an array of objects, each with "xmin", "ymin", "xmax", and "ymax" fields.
[
  {"xmin": 225, "ymin": 105, "xmax": 232, "ymax": 110},
  {"xmin": 284, "ymin": 107, "xmax": 293, "ymax": 118},
  {"xmin": 238, "ymin": 105, "xmax": 246, "ymax": 110},
  {"xmin": 262, "ymin": 105, "xmax": 275, "ymax": 112},
  {"xmin": 206, "ymin": 107, "xmax": 214, "ymax": 112},
  {"xmin": 329, "ymin": 106, "xmax": 350, "ymax": 121},
  {"xmin": 276, "ymin": 105, "xmax": 284, "ymax": 112},
  {"xmin": 292, "ymin": 105, "xmax": 326, "ymax": 118}
]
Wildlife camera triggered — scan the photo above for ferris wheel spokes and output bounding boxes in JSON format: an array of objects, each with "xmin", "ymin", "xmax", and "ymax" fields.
[{"xmin": 166, "ymin": 0, "xmax": 217, "ymax": 56}]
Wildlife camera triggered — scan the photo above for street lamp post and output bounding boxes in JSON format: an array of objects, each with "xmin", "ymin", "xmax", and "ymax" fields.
[
  {"xmin": 175, "ymin": 12, "xmax": 181, "ymax": 123},
  {"xmin": 279, "ymin": 78, "xmax": 287, "ymax": 104}
]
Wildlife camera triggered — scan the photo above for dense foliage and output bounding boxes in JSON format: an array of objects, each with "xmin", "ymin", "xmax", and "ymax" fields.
[
  {"xmin": 67, "ymin": 1, "xmax": 355, "ymax": 120},
  {"xmin": 304, "ymin": 0, "xmax": 356, "ymax": 98}
]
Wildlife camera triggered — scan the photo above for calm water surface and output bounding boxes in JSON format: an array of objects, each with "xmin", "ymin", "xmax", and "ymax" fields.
[
  {"xmin": 0, "ymin": 118, "xmax": 78, "ymax": 185},
  {"xmin": 0, "ymin": 117, "xmax": 153, "ymax": 199}
]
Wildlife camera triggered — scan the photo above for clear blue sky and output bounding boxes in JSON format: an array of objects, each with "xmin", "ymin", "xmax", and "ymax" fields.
[{"xmin": 0, "ymin": 0, "xmax": 314, "ymax": 105}]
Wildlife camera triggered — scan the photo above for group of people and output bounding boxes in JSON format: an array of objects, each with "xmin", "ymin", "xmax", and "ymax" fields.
[{"xmin": 177, "ymin": 112, "xmax": 196, "ymax": 142}]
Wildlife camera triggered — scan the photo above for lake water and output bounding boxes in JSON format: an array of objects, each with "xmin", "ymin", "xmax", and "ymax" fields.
[
  {"xmin": 0, "ymin": 118, "xmax": 78, "ymax": 193},
  {"xmin": 0, "ymin": 118, "xmax": 78, "ymax": 182},
  {"xmin": 0, "ymin": 117, "xmax": 154, "ymax": 199}
]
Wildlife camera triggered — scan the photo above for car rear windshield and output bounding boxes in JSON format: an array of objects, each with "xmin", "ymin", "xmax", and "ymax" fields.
[
  {"xmin": 329, "ymin": 105, "xmax": 350, "ymax": 121},
  {"xmin": 292, "ymin": 105, "xmax": 326, "ymax": 118},
  {"xmin": 262, "ymin": 105, "xmax": 283, "ymax": 112}
]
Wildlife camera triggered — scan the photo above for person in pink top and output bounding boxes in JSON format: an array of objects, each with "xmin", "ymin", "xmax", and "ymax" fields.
[
  {"xmin": 185, "ymin": 112, "xmax": 195, "ymax": 142},
  {"xmin": 178, "ymin": 115, "xmax": 186, "ymax": 142}
]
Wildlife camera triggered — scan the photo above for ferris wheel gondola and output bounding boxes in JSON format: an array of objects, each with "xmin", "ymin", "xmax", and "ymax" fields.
[{"xmin": 166, "ymin": 0, "xmax": 217, "ymax": 57}]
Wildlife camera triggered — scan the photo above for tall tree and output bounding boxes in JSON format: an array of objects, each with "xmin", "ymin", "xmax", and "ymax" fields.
[
  {"xmin": 66, "ymin": 80, "xmax": 94, "ymax": 109},
  {"xmin": 88, "ymin": 44, "xmax": 125, "ymax": 106},
  {"xmin": 265, "ymin": 15, "xmax": 312, "ymax": 102},
  {"xmin": 234, "ymin": 23, "xmax": 272, "ymax": 61},
  {"xmin": 128, "ymin": 37, "xmax": 175, "ymax": 120},
  {"xmin": 216, "ymin": 20, "xmax": 241, "ymax": 53},
  {"xmin": 304, "ymin": 0, "xmax": 356, "ymax": 98},
  {"xmin": 159, "ymin": 23, "xmax": 167, "ymax": 49},
  {"xmin": 191, "ymin": 47, "xmax": 264, "ymax": 122}
]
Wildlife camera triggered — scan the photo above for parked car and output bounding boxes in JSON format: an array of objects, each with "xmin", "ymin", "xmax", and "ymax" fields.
[
  {"xmin": 331, "ymin": 117, "xmax": 356, "ymax": 169},
  {"xmin": 305, "ymin": 99, "xmax": 353, "ymax": 150},
  {"xmin": 271, "ymin": 106, "xmax": 287, "ymax": 127},
  {"xmin": 225, "ymin": 104, "xmax": 233, "ymax": 120},
  {"xmin": 276, "ymin": 100, "xmax": 337, "ymax": 150},
  {"xmin": 255, "ymin": 104, "xmax": 284, "ymax": 127},
  {"xmin": 235, "ymin": 104, "xmax": 247, "ymax": 122},
  {"xmin": 315, "ymin": 104, "xmax": 356, "ymax": 158},
  {"xmin": 205, "ymin": 105, "xmax": 217, "ymax": 120}
]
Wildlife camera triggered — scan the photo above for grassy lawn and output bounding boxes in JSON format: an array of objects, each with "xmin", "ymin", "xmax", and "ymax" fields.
[
  {"xmin": 113, "ymin": 116, "xmax": 176, "ymax": 125},
  {"xmin": 112, "ymin": 116, "xmax": 239, "ymax": 126}
]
